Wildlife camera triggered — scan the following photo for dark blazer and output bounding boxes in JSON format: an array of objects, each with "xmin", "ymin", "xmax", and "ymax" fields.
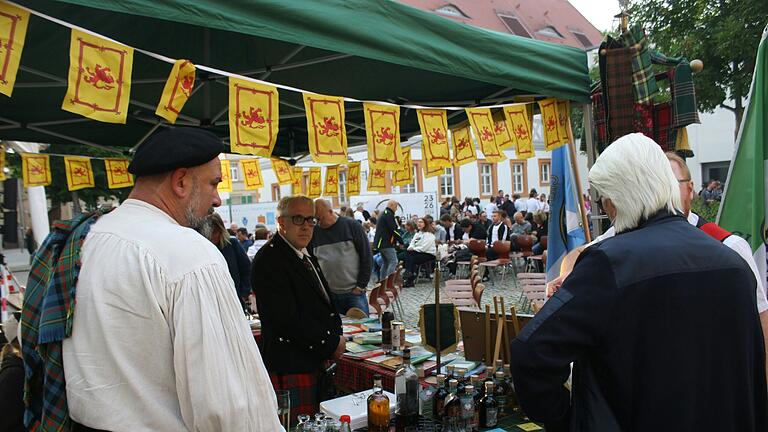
[
  {"xmin": 251, "ymin": 233, "xmax": 343, "ymax": 374},
  {"xmin": 373, "ymin": 207, "xmax": 401, "ymax": 250},
  {"xmin": 486, "ymin": 222, "xmax": 508, "ymax": 244},
  {"xmin": 511, "ymin": 212, "xmax": 767, "ymax": 431},
  {"xmin": 469, "ymin": 221, "xmax": 487, "ymax": 240},
  {"xmin": 220, "ymin": 237, "xmax": 251, "ymax": 298}
]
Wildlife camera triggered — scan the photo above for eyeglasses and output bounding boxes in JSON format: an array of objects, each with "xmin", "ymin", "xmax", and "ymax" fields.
[
  {"xmin": 284, "ymin": 215, "xmax": 318, "ymax": 226},
  {"xmin": 677, "ymin": 178, "xmax": 692, "ymax": 183}
]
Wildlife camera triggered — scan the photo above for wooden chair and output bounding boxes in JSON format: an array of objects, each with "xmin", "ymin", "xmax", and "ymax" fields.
[
  {"xmin": 454, "ymin": 255, "xmax": 478, "ymax": 279},
  {"xmin": 520, "ymin": 277, "xmax": 547, "ymax": 313},
  {"xmin": 479, "ymin": 241, "xmax": 513, "ymax": 284},
  {"xmin": 529, "ymin": 236, "xmax": 548, "ymax": 272},
  {"xmin": 367, "ymin": 284, "xmax": 383, "ymax": 316},
  {"xmin": 468, "ymin": 239, "xmax": 487, "ymax": 262}
]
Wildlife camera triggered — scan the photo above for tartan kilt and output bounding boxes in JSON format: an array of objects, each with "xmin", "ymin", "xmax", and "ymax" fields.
[{"xmin": 270, "ymin": 372, "xmax": 319, "ymax": 423}]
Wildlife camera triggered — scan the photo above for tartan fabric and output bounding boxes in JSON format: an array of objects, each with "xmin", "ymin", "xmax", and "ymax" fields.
[
  {"xmin": 621, "ymin": 24, "xmax": 658, "ymax": 104},
  {"xmin": 591, "ymin": 85, "xmax": 608, "ymax": 151},
  {"xmin": 21, "ymin": 210, "xmax": 109, "ymax": 432},
  {"xmin": 651, "ymin": 51, "xmax": 700, "ymax": 128},
  {"xmin": 605, "ymin": 46, "xmax": 636, "ymax": 142},
  {"xmin": 634, "ymin": 102, "xmax": 654, "ymax": 139},
  {"xmin": 270, "ymin": 372, "xmax": 319, "ymax": 423},
  {"xmin": 653, "ymin": 102, "xmax": 673, "ymax": 152}
]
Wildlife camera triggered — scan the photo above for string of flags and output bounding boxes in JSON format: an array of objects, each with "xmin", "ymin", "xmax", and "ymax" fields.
[
  {"xmin": 0, "ymin": 0, "xmax": 575, "ymax": 197},
  {"xmin": 13, "ymin": 152, "xmax": 134, "ymax": 190}
]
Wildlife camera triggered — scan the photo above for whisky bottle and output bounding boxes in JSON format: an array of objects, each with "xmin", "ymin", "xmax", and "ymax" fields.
[
  {"xmin": 368, "ymin": 374, "xmax": 390, "ymax": 432},
  {"xmin": 395, "ymin": 348, "xmax": 419, "ymax": 429},
  {"xmin": 432, "ymin": 374, "xmax": 448, "ymax": 422},
  {"xmin": 442, "ymin": 379, "xmax": 460, "ymax": 431},
  {"xmin": 503, "ymin": 364, "xmax": 518, "ymax": 412},
  {"xmin": 479, "ymin": 381, "xmax": 498, "ymax": 428},
  {"xmin": 494, "ymin": 371, "xmax": 510, "ymax": 416},
  {"xmin": 461, "ymin": 385, "xmax": 477, "ymax": 432}
]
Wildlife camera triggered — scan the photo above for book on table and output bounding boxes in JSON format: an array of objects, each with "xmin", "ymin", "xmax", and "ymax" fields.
[
  {"xmin": 342, "ymin": 349, "xmax": 385, "ymax": 360},
  {"xmin": 345, "ymin": 342, "xmax": 380, "ymax": 353}
]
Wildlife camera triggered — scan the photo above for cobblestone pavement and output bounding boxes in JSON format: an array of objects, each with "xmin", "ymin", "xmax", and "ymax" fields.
[{"xmin": 375, "ymin": 267, "xmax": 533, "ymax": 329}]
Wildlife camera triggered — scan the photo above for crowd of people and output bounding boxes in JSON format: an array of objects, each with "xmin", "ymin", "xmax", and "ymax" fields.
[{"xmin": 1, "ymin": 127, "xmax": 765, "ymax": 431}]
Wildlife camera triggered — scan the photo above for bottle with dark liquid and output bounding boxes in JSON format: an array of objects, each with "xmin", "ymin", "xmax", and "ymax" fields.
[
  {"xmin": 395, "ymin": 348, "xmax": 419, "ymax": 430},
  {"xmin": 479, "ymin": 382, "xmax": 499, "ymax": 428},
  {"xmin": 442, "ymin": 379, "xmax": 460, "ymax": 431},
  {"xmin": 461, "ymin": 385, "xmax": 477, "ymax": 432},
  {"xmin": 381, "ymin": 311, "xmax": 394, "ymax": 354},
  {"xmin": 446, "ymin": 364, "xmax": 456, "ymax": 382},
  {"xmin": 503, "ymin": 364, "xmax": 518, "ymax": 412},
  {"xmin": 368, "ymin": 374, "xmax": 390, "ymax": 432},
  {"xmin": 432, "ymin": 374, "xmax": 449, "ymax": 422},
  {"xmin": 495, "ymin": 359, "xmax": 504, "ymax": 374},
  {"xmin": 455, "ymin": 368, "xmax": 467, "ymax": 395},
  {"xmin": 483, "ymin": 366, "xmax": 495, "ymax": 385},
  {"xmin": 494, "ymin": 371, "xmax": 510, "ymax": 416}
]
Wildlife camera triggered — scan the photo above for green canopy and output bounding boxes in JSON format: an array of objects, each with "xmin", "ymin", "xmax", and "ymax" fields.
[{"xmin": 2, "ymin": 0, "xmax": 589, "ymax": 157}]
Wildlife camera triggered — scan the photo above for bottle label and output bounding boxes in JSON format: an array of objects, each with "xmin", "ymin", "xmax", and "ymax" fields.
[
  {"xmin": 486, "ymin": 408, "xmax": 498, "ymax": 427},
  {"xmin": 498, "ymin": 395, "xmax": 507, "ymax": 413}
]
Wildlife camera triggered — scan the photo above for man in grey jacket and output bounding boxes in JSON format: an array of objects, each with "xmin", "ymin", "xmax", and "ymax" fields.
[{"xmin": 312, "ymin": 199, "xmax": 373, "ymax": 315}]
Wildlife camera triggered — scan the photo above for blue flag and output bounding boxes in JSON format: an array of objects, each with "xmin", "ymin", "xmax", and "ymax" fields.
[{"xmin": 546, "ymin": 146, "xmax": 586, "ymax": 281}]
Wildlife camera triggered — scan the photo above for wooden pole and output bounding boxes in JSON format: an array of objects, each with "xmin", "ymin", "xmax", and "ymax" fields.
[
  {"xmin": 434, "ymin": 257, "xmax": 441, "ymax": 373},
  {"xmin": 484, "ymin": 304, "xmax": 491, "ymax": 363},
  {"xmin": 566, "ymin": 119, "xmax": 592, "ymax": 242},
  {"xmin": 492, "ymin": 297, "xmax": 504, "ymax": 366},
  {"xmin": 500, "ymin": 297, "xmax": 511, "ymax": 363}
]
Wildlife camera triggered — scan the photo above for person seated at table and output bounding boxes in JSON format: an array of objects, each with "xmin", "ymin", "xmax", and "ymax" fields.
[
  {"xmin": 485, "ymin": 210, "xmax": 509, "ymax": 260},
  {"xmin": 509, "ymin": 211, "xmax": 533, "ymax": 250},
  {"xmin": 531, "ymin": 212, "xmax": 548, "ymax": 255},
  {"xmin": 396, "ymin": 220, "xmax": 417, "ymax": 262},
  {"xmin": 402, "ymin": 217, "xmax": 437, "ymax": 287}
]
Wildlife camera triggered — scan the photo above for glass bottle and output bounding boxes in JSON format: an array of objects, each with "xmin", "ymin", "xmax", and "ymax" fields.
[
  {"xmin": 395, "ymin": 348, "xmax": 419, "ymax": 430},
  {"xmin": 503, "ymin": 364, "xmax": 518, "ymax": 412},
  {"xmin": 495, "ymin": 359, "xmax": 504, "ymax": 374},
  {"xmin": 442, "ymin": 379, "xmax": 460, "ymax": 431},
  {"xmin": 446, "ymin": 364, "xmax": 456, "ymax": 382},
  {"xmin": 368, "ymin": 374, "xmax": 390, "ymax": 432},
  {"xmin": 494, "ymin": 371, "xmax": 510, "ymax": 416},
  {"xmin": 470, "ymin": 375, "xmax": 483, "ymax": 405},
  {"xmin": 381, "ymin": 311, "xmax": 394, "ymax": 353},
  {"xmin": 455, "ymin": 368, "xmax": 466, "ymax": 395},
  {"xmin": 483, "ymin": 366, "xmax": 494, "ymax": 385},
  {"xmin": 340, "ymin": 414, "xmax": 352, "ymax": 432},
  {"xmin": 432, "ymin": 374, "xmax": 449, "ymax": 423},
  {"xmin": 479, "ymin": 382, "xmax": 498, "ymax": 428},
  {"xmin": 461, "ymin": 385, "xmax": 477, "ymax": 432}
]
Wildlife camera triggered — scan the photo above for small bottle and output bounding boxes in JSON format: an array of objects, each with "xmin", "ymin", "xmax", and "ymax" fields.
[
  {"xmin": 368, "ymin": 374, "xmax": 390, "ymax": 432},
  {"xmin": 494, "ymin": 371, "xmax": 510, "ymax": 416},
  {"xmin": 442, "ymin": 379, "xmax": 460, "ymax": 431},
  {"xmin": 483, "ymin": 366, "xmax": 494, "ymax": 385},
  {"xmin": 503, "ymin": 364, "xmax": 518, "ymax": 412},
  {"xmin": 479, "ymin": 382, "xmax": 499, "ymax": 428},
  {"xmin": 446, "ymin": 364, "xmax": 456, "ymax": 382},
  {"xmin": 461, "ymin": 385, "xmax": 477, "ymax": 432},
  {"xmin": 495, "ymin": 359, "xmax": 504, "ymax": 374},
  {"xmin": 470, "ymin": 375, "xmax": 483, "ymax": 404},
  {"xmin": 432, "ymin": 374, "xmax": 449, "ymax": 422},
  {"xmin": 381, "ymin": 311, "xmax": 394, "ymax": 353},
  {"xmin": 340, "ymin": 414, "xmax": 352, "ymax": 432},
  {"xmin": 395, "ymin": 348, "xmax": 419, "ymax": 429},
  {"xmin": 455, "ymin": 368, "xmax": 466, "ymax": 395}
]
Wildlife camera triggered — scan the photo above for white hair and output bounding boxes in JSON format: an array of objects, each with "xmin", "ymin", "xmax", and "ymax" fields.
[
  {"xmin": 588, "ymin": 133, "xmax": 681, "ymax": 233},
  {"xmin": 276, "ymin": 195, "xmax": 313, "ymax": 217}
]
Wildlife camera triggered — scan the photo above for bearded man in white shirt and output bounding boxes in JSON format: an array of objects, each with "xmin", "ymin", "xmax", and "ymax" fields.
[{"xmin": 63, "ymin": 128, "xmax": 282, "ymax": 431}]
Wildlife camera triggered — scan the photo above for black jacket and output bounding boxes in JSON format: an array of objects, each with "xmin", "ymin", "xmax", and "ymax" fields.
[
  {"xmin": 0, "ymin": 353, "xmax": 25, "ymax": 432},
  {"xmin": 251, "ymin": 234, "xmax": 342, "ymax": 374},
  {"xmin": 511, "ymin": 212, "xmax": 767, "ymax": 431},
  {"xmin": 469, "ymin": 221, "xmax": 487, "ymax": 240},
  {"xmin": 220, "ymin": 237, "xmax": 251, "ymax": 298},
  {"xmin": 373, "ymin": 207, "xmax": 401, "ymax": 250},
  {"xmin": 486, "ymin": 222, "xmax": 508, "ymax": 244}
]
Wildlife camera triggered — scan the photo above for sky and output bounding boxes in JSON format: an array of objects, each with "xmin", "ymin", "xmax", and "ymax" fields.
[{"xmin": 568, "ymin": 0, "xmax": 622, "ymax": 33}]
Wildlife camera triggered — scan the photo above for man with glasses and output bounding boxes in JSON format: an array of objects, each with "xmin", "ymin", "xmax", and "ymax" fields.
[{"xmin": 251, "ymin": 195, "xmax": 345, "ymax": 423}]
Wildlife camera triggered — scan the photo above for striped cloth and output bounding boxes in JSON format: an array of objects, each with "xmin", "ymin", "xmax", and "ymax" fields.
[
  {"xmin": 605, "ymin": 46, "xmax": 637, "ymax": 142},
  {"xmin": 270, "ymin": 372, "xmax": 320, "ymax": 424},
  {"xmin": 651, "ymin": 51, "xmax": 701, "ymax": 128},
  {"xmin": 621, "ymin": 24, "xmax": 658, "ymax": 104},
  {"xmin": 20, "ymin": 210, "xmax": 109, "ymax": 432}
]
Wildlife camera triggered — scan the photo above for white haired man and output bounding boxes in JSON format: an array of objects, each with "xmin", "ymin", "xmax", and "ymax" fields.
[{"xmin": 510, "ymin": 133, "xmax": 767, "ymax": 430}]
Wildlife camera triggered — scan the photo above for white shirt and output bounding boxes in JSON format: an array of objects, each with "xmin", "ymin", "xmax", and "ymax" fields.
[
  {"xmin": 247, "ymin": 238, "xmax": 269, "ymax": 261},
  {"xmin": 484, "ymin": 202, "xmax": 497, "ymax": 216},
  {"xmin": 409, "ymin": 231, "xmax": 437, "ymax": 255},
  {"xmin": 63, "ymin": 199, "xmax": 282, "ymax": 432},
  {"xmin": 353, "ymin": 210, "xmax": 365, "ymax": 223},
  {"xmin": 367, "ymin": 228, "xmax": 376, "ymax": 243},
  {"xmin": 491, "ymin": 223, "xmax": 503, "ymax": 243},
  {"xmin": 592, "ymin": 214, "xmax": 768, "ymax": 313},
  {"xmin": 540, "ymin": 201, "xmax": 550, "ymax": 213},
  {"xmin": 526, "ymin": 197, "xmax": 540, "ymax": 213},
  {"xmin": 514, "ymin": 199, "xmax": 527, "ymax": 213}
]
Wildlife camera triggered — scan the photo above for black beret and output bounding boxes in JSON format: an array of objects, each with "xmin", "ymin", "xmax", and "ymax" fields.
[{"xmin": 128, "ymin": 127, "xmax": 224, "ymax": 176}]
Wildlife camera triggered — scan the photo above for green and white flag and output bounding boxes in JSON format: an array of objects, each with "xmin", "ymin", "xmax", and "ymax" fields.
[{"xmin": 718, "ymin": 25, "xmax": 768, "ymax": 289}]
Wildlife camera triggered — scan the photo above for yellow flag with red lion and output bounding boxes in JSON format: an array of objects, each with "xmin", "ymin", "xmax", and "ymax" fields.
[
  {"xmin": 308, "ymin": 167, "xmax": 322, "ymax": 198},
  {"xmin": 64, "ymin": 156, "xmax": 95, "ymax": 191},
  {"xmin": 324, "ymin": 165, "xmax": 339, "ymax": 196},
  {"xmin": 451, "ymin": 125, "xmax": 476, "ymax": 167},
  {"xmin": 104, "ymin": 158, "xmax": 133, "ymax": 189},
  {"xmin": 0, "ymin": 1, "xmax": 30, "ymax": 97},
  {"xmin": 417, "ymin": 109, "xmax": 452, "ymax": 172},
  {"xmin": 217, "ymin": 160, "xmax": 232, "ymax": 193},
  {"xmin": 156, "ymin": 59, "xmax": 196, "ymax": 124},
  {"xmin": 62, "ymin": 29, "xmax": 133, "ymax": 123},
  {"xmin": 466, "ymin": 108, "xmax": 505, "ymax": 162},
  {"xmin": 21, "ymin": 153, "xmax": 51, "ymax": 187},
  {"xmin": 367, "ymin": 162, "xmax": 387, "ymax": 192},
  {"xmin": 538, "ymin": 98, "xmax": 566, "ymax": 151},
  {"xmin": 304, "ymin": 93, "xmax": 347, "ymax": 164},
  {"xmin": 229, "ymin": 77, "xmax": 279, "ymax": 157},
  {"xmin": 347, "ymin": 162, "xmax": 361, "ymax": 196},
  {"xmin": 241, "ymin": 159, "xmax": 264, "ymax": 190},
  {"xmin": 364, "ymin": 103, "xmax": 401, "ymax": 170},
  {"xmin": 271, "ymin": 158, "xmax": 293, "ymax": 185},
  {"xmin": 392, "ymin": 147, "xmax": 413, "ymax": 186}
]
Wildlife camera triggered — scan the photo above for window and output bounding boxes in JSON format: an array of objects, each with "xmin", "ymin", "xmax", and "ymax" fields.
[
  {"xmin": 497, "ymin": 14, "xmax": 532, "ymax": 38},
  {"xmin": 271, "ymin": 183, "xmax": 281, "ymax": 202},
  {"xmin": 338, "ymin": 170, "xmax": 348, "ymax": 205},
  {"xmin": 230, "ymin": 165, "xmax": 239, "ymax": 182},
  {"xmin": 240, "ymin": 195, "xmax": 253, "ymax": 205},
  {"xmin": 571, "ymin": 31, "xmax": 594, "ymax": 49},
  {"xmin": 435, "ymin": 5, "xmax": 468, "ymax": 18},
  {"xmin": 537, "ymin": 26, "xmax": 563, "ymax": 38},
  {"xmin": 509, "ymin": 160, "xmax": 528, "ymax": 194},
  {"xmin": 440, "ymin": 167, "xmax": 454, "ymax": 198},
  {"xmin": 477, "ymin": 161, "xmax": 498, "ymax": 198},
  {"xmin": 539, "ymin": 159, "xmax": 551, "ymax": 186},
  {"xmin": 402, "ymin": 165, "xmax": 418, "ymax": 193}
]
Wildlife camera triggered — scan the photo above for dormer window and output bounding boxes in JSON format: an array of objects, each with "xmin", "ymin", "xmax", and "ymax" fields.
[
  {"xmin": 497, "ymin": 14, "xmax": 532, "ymax": 38},
  {"xmin": 537, "ymin": 26, "xmax": 564, "ymax": 38},
  {"xmin": 435, "ymin": 5, "xmax": 469, "ymax": 18}
]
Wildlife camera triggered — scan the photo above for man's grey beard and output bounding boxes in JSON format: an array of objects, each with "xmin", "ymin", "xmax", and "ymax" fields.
[{"xmin": 186, "ymin": 201, "xmax": 214, "ymax": 237}]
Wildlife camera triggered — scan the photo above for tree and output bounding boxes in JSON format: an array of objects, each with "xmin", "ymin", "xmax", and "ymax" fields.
[
  {"xmin": 5, "ymin": 144, "xmax": 131, "ymax": 211},
  {"xmin": 628, "ymin": 0, "xmax": 768, "ymax": 137}
]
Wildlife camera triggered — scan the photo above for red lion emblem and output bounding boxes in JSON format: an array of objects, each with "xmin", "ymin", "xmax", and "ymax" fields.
[
  {"xmin": 494, "ymin": 122, "xmax": 506, "ymax": 134},
  {"xmin": 373, "ymin": 169, "xmax": 385, "ymax": 179},
  {"xmin": 110, "ymin": 166, "xmax": 127, "ymax": 176},
  {"xmin": 514, "ymin": 125, "xmax": 529, "ymax": 140},
  {"xmin": 480, "ymin": 127, "xmax": 494, "ymax": 142},
  {"xmin": 247, "ymin": 169, "xmax": 259, "ymax": 178},
  {"xmin": 374, "ymin": 127, "xmax": 395, "ymax": 145},
  {"xmin": 84, "ymin": 64, "xmax": 116, "ymax": 90},
  {"xmin": 240, "ymin": 107, "xmax": 267, "ymax": 129},
  {"xmin": 456, "ymin": 137, "xmax": 470, "ymax": 151},
  {"xmin": 180, "ymin": 75, "xmax": 194, "ymax": 97},
  {"xmin": 277, "ymin": 166, "xmax": 288, "ymax": 175},
  {"xmin": 349, "ymin": 174, "xmax": 359, "ymax": 183},
  {"xmin": 72, "ymin": 167, "xmax": 88, "ymax": 177},
  {"xmin": 30, "ymin": 164, "xmax": 44, "ymax": 175},
  {"xmin": 429, "ymin": 128, "xmax": 446, "ymax": 144},
  {"xmin": 317, "ymin": 117, "xmax": 341, "ymax": 137},
  {"xmin": 327, "ymin": 176, "xmax": 337, "ymax": 185},
  {"xmin": 311, "ymin": 179, "xmax": 321, "ymax": 188},
  {"xmin": 546, "ymin": 116, "xmax": 557, "ymax": 131}
]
